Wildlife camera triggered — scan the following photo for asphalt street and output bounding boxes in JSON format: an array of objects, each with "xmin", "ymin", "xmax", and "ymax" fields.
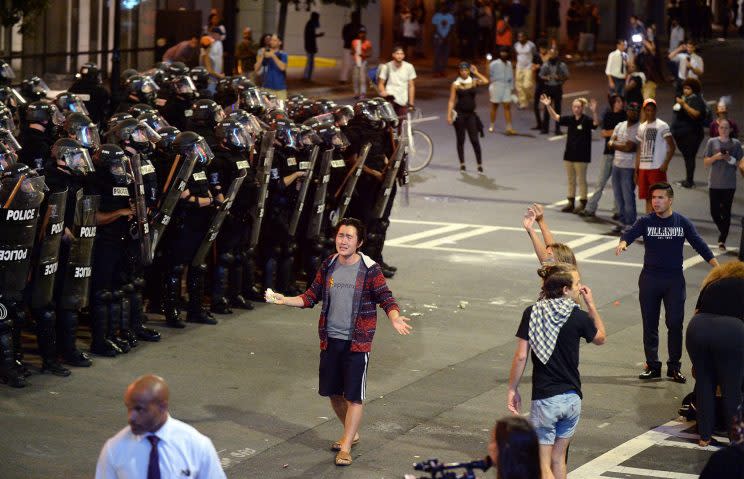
[{"xmin": 2, "ymin": 39, "xmax": 744, "ymax": 479}]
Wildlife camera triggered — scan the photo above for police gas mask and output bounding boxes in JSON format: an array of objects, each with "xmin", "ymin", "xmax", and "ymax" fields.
[{"xmin": 52, "ymin": 138, "xmax": 95, "ymax": 176}]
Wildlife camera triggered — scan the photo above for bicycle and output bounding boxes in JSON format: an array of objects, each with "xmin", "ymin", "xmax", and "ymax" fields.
[{"xmin": 401, "ymin": 107, "xmax": 436, "ymax": 173}]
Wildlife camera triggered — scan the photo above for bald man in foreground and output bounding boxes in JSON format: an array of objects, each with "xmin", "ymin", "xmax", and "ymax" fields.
[{"xmin": 95, "ymin": 374, "xmax": 226, "ymax": 479}]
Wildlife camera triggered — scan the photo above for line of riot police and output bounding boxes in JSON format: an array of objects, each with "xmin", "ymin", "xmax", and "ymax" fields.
[{"xmin": 0, "ymin": 59, "xmax": 407, "ymax": 388}]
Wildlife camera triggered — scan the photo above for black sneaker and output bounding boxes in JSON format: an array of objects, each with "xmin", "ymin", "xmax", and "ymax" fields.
[
  {"xmin": 41, "ymin": 360, "xmax": 72, "ymax": 377},
  {"xmin": 667, "ymin": 369, "xmax": 687, "ymax": 383},
  {"xmin": 639, "ymin": 367, "xmax": 661, "ymax": 380}
]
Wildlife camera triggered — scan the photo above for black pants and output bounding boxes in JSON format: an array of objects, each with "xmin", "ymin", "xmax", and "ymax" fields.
[
  {"xmin": 638, "ymin": 270, "xmax": 686, "ymax": 370},
  {"xmin": 709, "ymin": 188, "xmax": 735, "ymax": 243},
  {"xmin": 674, "ymin": 129, "xmax": 704, "ymax": 184},
  {"xmin": 686, "ymin": 313, "xmax": 744, "ymax": 441},
  {"xmin": 533, "ymin": 82, "xmax": 544, "ymax": 128},
  {"xmin": 542, "ymin": 85, "xmax": 562, "ymax": 133},
  {"xmin": 453, "ymin": 113, "xmax": 482, "ymax": 166}
]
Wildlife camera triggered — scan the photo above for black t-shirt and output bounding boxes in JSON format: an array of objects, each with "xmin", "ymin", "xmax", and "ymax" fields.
[
  {"xmin": 601, "ymin": 110, "xmax": 627, "ymax": 154},
  {"xmin": 455, "ymin": 88, "xmax": 477, "ymax": 114},
  {"xmin": 672, "ymin": 93, "xmax": 707, "ymax": 135},
  {"xmin": 559, "ymin": 114, "xmax": 596, "ymax": 162},
  {"xmin": 695, "ymin": 277, "xmax": 744, "ymax": 319},
  {"xmin": 516, "ymin": 305, "xmax": 597, "ymax": 400}
]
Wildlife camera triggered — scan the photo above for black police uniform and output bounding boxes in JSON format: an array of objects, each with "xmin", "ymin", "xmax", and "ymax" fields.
[
  {"xmin": 68, "ymin": 79, "xmax": 111, "ymax": 126},
  {"xmin": 18, "ymin": 126, "xmax": 53, "ymax": 172}
]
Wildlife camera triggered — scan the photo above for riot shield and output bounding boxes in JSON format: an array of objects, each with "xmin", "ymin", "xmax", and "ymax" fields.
[
  {"xmin": 149, "ymin": 152, "xmax": 198, "ymax": 256},
  {"xmin": 249, "ymin": 130, "xmax": 276, "ymax": 248},
  {"xmin": 372, "ymin": 136, "xmax": 408, "ymax": 219},
  {"xmin": 0, "ymin": 175, "xmax": 46, "ymax": 302},
  {"xmin": 58, "ymin": 191, "xmax": 99, "ymax": 310},
  {"xmin": 332, "ymin": 142, "xmax": 370, "ymax": 226},
  {"xmin": 288, "ymin": 145, "xmax": 319, "ymax": 237},
  {"xmin": 191, "ymin": 170, "xmax": 247, "ymax": 267},
  {"xmin": 305, "ymin": 148, "xmax": 334, "ymax": 240},
  {"xmin": 29, "ymin": 188, "xmax": 67, "ymax": 309},
  {"xmin": 127, "ymin": 154, "xmax": 153, "ymax": 266}
]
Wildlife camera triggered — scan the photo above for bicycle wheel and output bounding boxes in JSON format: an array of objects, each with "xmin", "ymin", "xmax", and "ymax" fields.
[{"xmin": 407, "ymin": 129, "xmax": 433, "ymax": 172}]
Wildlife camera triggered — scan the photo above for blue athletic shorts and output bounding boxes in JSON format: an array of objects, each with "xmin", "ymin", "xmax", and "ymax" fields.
[{"xmin": 319, "ymin": 338, "xmax": 370, "ymax": 402}]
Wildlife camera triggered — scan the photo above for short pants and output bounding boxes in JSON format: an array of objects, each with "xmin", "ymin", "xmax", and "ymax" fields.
[
  {"xmin": 318, "ymin": 338, "xmax": 369, "ymax": 402},
  {"xmin": 530, "ymin": 391, "xmax": 581, "ymax": 445},
  {"xmin": 637, "ymin": 168, "xmax": 667, "ymax": 200}
]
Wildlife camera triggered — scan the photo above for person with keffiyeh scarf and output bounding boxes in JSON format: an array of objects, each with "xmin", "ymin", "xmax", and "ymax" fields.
[{"xmin": 507, "ymin": 263, "xmax": 605, "ymax": 479}]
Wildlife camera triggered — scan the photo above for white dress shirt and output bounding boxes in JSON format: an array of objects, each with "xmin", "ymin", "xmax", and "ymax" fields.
[
  {"xmin": 95, "ymin": 415, "xmax": 226, "ymax": 479},
  {"xmin": 674, "ymin": 52, "xmax": 704, "ymax": 80},
  {"xmin": 604, "ymin": 49, "xmax": 627, "ymax": 79}
]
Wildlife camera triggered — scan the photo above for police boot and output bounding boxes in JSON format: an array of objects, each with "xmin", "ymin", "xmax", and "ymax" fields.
[
  {"xmin": 228, "ymin": 257, "xmax": 253, "ymax": 310},
  {"xmin": 163, "ymin": 267, "xmax": 186, "ymax": 328},
  {"xmin": 187, "ymin": 266, "xmax": 218, "ymax": 325},
  {"xmin": 108, "ymin": 289, "xmax": 131, "ymax": 353},
  {"xmin": 117, "ymin": 286, "xmax": 138, "ymax": 349},
  {"xmin": 90, "ymin": 290, "xmax": 122, "ymax": 357},
  {"xmin": 277, "ymin": 245, "xmax": 298, "ymax": 296},
  {"xmin": 10, "ymin": 306, "xmax": 31, "ymax": 378},
  {"xmin": 210, "ymin": 259, "xmax": 233, "ymax": 315},
  {"xmin": 36, "ymin": 309, "xmax": 71, "ymax": 377},
  {"xmin": 242, "ymin": 251, "xmax": 263, "ymax": 302},
  {"xmin": 56, "ymin": 309, "xmax": 92, "ymax": 367},
  {"xmin": 130, "ymin": 278, "xmax": 160, "ymax": 342},
  {"xmin": 0, "ymin": 326, "xmax": 25, "ymax": 388}
]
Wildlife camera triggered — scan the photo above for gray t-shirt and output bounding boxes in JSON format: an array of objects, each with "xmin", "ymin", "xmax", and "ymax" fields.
[
  {"xmin": 326, "ymin": 260, "xmax": 361, "ymax": 340},
  {"xmin": 705, "ymin": 137, "xmax": 743, "ymax": 190}
]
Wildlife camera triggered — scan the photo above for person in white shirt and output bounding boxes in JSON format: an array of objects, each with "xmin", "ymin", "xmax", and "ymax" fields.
[
  {"xmin": 605, "ymin": 39, "xmax": 628, "ymax": 96},
  {"xmin": 95, "ymin": 374, "xmax": 226, "ymax": 479},
  {"xmin": 513, "ymin": 31, "xmax": 536, "ymax": 110},
  {"xmin": 610, "ymin": 101, "xmax": 640, "ymax": 232},
  {"xmin": 669, "ymin": 18, "xmax": 685, "ymax": 51},
  {"xmin": 668, "ymin": 39, "xmax": 703, "ymax": 95},
  {"xmin": 377, "ymin": 45, "xmax": 417, "ymax": 116},
  {"xmin": 635, "ymin": 98, "xmax": 676, "ymax": 213}
]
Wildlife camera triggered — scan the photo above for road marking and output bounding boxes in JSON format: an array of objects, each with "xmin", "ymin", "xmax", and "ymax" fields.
[
  {"xmin": 568, "ymin": 420, "xmax": 716, "ymax": 479},
  {"xmin": 564, "ymin": 90, "xmax": 591, "ymax": 98},
  {"xmin": 564, "ymin": 234, "xmax": 603, "ymax": 249},
  {"xmin": 548, "ymin": 134, "xmax": 567, "ymax": 141},
  {"xmin": 385, "ymin": 224, "xmax": 470, "ymax": 246},
  {"xmin": 417, "ymin": 226, "xmax": 500, "ymax": 248},
  {"xmin": 575, "ymin": 239, "xmax": 622, "ymax": 261},
  {"xmin": 606, "ymin": 466, "xmax": 698, "ymax": 479}
]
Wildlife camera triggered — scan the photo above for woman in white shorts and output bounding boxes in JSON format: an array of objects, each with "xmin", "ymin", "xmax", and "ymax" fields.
[{"xmin": 488, "ymin": 46, "xmax": 516, "ymax": 135}]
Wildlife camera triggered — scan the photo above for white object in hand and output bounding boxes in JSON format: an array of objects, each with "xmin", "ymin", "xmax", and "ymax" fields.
[{"xmin": 265, "ymin": 288, "xmax": 279, "ymax": 304}]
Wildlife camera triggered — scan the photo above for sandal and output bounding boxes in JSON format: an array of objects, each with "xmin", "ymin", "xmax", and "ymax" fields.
[
  {"xmin": 335, "ymin": 450, "xmax": 353, "ymax": 466},
  {"xmin": 331, "ymin": 436, "xmax": 360, "ymax": 451}
]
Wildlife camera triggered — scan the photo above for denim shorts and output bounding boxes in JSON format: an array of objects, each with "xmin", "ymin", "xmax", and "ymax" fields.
[{"xmin": 530, "ymin": 391, "xmax": 581, "ymax": 445}]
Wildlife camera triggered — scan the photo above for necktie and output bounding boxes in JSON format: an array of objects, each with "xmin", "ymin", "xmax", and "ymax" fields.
[
  {"xmin": 620, "ymin": 53, "xmax": 626, "ymax": 74},
  {"xmin": 147, "ymin": 435, "xmax": 161, "ymax": 479}
]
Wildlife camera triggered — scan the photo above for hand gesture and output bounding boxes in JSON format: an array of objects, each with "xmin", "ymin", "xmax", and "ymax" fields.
[
  {"xmin": 391, "ymin": 315, "xmax": 412, "ymax": 335},
  {"xmin": 675, "ymin": 96, "xmax": 685, "ymax": 105},
  {"xmin": 579, "ymin": 285, "xmax": 595, "ymax": 308},
  {"xmin": 589, "ymin": 98, "xmax": 598, "ymax": 112},
  {"xmin": 507, "ymin": 388, "xmax": 521, "ymax": 414},
  {"xmin": 470, "ymin": 64, "xmax": 479, "ymax": 74},
  {"xmin": 531, "ymin": 203, "xmax": 545, "ymax": 221},
  {"xmin": 522, "ymin": 208, "xmax": 536, "ymax": 230},
  {"xmin": 265, "ymin": 289, "xmax": 285, "ymax": 305},
  {"xmin": 539, "ymin": 94, "xmax": 552, "ymax": 106},
  {"xmin": 615, "ymin": 240, "xmax": 627, "ymax": 256}
]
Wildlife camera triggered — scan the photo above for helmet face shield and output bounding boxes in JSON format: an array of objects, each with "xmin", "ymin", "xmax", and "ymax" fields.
[
  {"xmin": 0, "ymin": 129, "xmax": 21, "ymax": 152},
  {"xmin": 174, "ymin": 76, "xmax": 196, "ymax": 95},
  {"xmin": 377, "ymin": 101, "xmax": 397, "ymax": 122},
  {"xmin": 50, "ymin": 104, "xmax": 65, "ymax": 126},
  {"xmin": 141, "ymin": 77, "xmax": 160, "ymax": 94},
  {"xmin": 227, "ymin": 125, "xmax": 253, "ymax": 150},
  {"xmin": 185, "ymin": 138, "xmax": 215, "ymax": 166},
  {"xmin": 130, "ymin": 122, "xmax": 162, "ymax": 145},
  {"xmin": 0, "ymin": 63, "xmax": 15, "ymax": 80},
  {"xmin": 240, "ymin": 88, "xmax": 265, "ymax": 112},
  {"xmin": 74, "ymin": 124, "xmax": 101, "ymax": 150},
  {"xmin": 300, "ymin": 127, "xmax": 321, "ymax": 147},
  {"xmin": 67, "ymin": 97, "xmax": 90, "ymax": 115},
  {"xmin": 59, "ymin": 146, "xmax": 95, "ymax": 175},
  {"xmin": 334, "ymin": 105, "xmax": 354, "ymax": 126},
  {"xmin": 138, "ymin": 112, "xmax": 170, "ymax": 132},
  {"xmin": 0, "ymin": 112, "xmax": 16, "ymax": 133}
]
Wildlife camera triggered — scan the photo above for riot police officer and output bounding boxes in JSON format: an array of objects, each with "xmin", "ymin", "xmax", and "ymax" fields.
[
  {"xmin": 0, "ymin": 59, "xmax": 25, "ymax": 115},
  {"xmin": 157, "ymin": 64, "xmax": 197, "ymax": 131},
  {"xmin": 189, "ymin": 66, "xmax": 212, "ymax": 99},
  {"xmin": 209, "ymin": 119, "xmax": 253, "ymax": 313},
  {"xmin": 30, "ymin": 138, "xmax": 96, "ymax": 374},
  {"xmin": 55, "ymin": 92, "xmax": 91, "ymax": 117},
  {"xmin": 189, "ymin": 99, "xmax": 225, "ymax": 146},
  {"xmin": 0, "ymin": 163, "xmax": 47, "ymax": 387},
  {"xmin": 161, "ymin": 131, "xmax": 217, "ymax": 326},
  {"xmin": 19, "ymin": 76, "xmax": 50, "ymax": 103},
  {"xmin": 115, "ymin": 75, "xmax": 160, "ymax": 113},
  {"xmin": 19, "ymin": 101, "xmax": 63, "ymax": 172},
  {"xmin": 62, "ymin": 112, "xmax": 102, "ymax": 152},
  {"xmin": 68, "ymin": 62, "xmax": 111, "ymax": 126}
]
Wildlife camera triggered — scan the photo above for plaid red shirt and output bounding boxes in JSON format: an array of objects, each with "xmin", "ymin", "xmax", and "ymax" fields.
[{"xmin": 300, "ymin": 252, "xmax": 399, "ymax": 352}]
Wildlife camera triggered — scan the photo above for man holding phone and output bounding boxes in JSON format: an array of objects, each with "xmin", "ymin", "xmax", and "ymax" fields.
[{"xmin": 703, "ymin": 119, "xmax": 744, "ymax": 250}]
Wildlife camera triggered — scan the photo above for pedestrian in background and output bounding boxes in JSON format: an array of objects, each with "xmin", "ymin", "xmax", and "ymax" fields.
[
  {"xmin": 206, "ymin": 12, "xmax": 226, "ymax": 78},
  {"xmin": 609, "ymin": 101, "xmax": 641, "ymax": 233},
  {"xmin": 538, "ymin": 47, "xmax": 569, "ymax": 135},
  {"xmin": 634, "ymin": 99, "xmax": 675, "ymax": 213},
  {"xmin": 401, "ymin": 8, "xmax": 419, "ymax": 60},
  {"xmin": 477, "ymin": 1, "xmax": 494, "ymax": 56},
  {"xmin": 531, "ymin": 40, "xmax": 549, "ymax": 131},
  {"xmin": 668, "ymin": 39, "xmax": 704, "ymax": 95},
  {"xmin": 488, "ymin": 46, "xmax": 516, "ymax": 135},
  {"xmin": 432, "ymin": 5, "xmax": 456, "ymax": 77},
  {"xmin": 303, "ymin": 12, "xmax": 324, "ymax": 82},
  {"xmin": 605, "ymin": 39, "xmax": 628, "ymax": 97},
  {"xmin": 340, "ymin": 11, "xmax": 363, "ymax": 84},
  {"xmin": 235, "ymin": 27, "xmax": 257, "ymax": 77},
  {"xmin": 541, "ymin": 95, "xmax": 599, "ymax": 214},
  {"xmin": 710, "ymin": 100, "xmax": 739, "ymax": 139},
  {"xmin": 703, "ymin": 119, "xmax": 744, "ymax": 250},
  {"xmin": 514, "ymin": 31, "xmax": 536, "ymax": 110},
  {"xmin": 581, "ymin": 94, "xmax": 626, "ymax": 218},
  {"xmin": 671, "ymin": 78, "xmax": 706, "ymax": 188},
  {"xmin": 447, "ymin": 62, "xmax": 488, "ymax": 173},
  {"xmin": 494, "ymin": 14, "xmax": 513, "ymax": 49},
  {"xmin": 378, "ymin": 45, "xmax": 417, "ymax": 117},
  {"xmin": 255, "ymin": 34, "xmax": 288, "ymax": 100},
  {"xmin": 351, "ymin": 27, "xmax": 372, "ymax": 99}
]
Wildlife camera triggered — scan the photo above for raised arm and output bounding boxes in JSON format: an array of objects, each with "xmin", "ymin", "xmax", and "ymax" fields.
[
  {"xmin": 523, "ymin": 207, "xmax": 549, "ymax": 263},
  {"xmin": 540, "ymin": 94, "xmax": 560, "ymax": 122}
]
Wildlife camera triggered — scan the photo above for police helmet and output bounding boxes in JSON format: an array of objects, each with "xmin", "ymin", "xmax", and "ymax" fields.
[
  {"xmin": 0, "ymin": 104, "xmax": 16, "ymax": 132},
  {"xmin": 353, "ymin": 99, "xmax": 384, "ymax": 129},
  {"xmin": 228, "ymin": 109, "xmax": 264, "ymax": 136},
  {"xmin": 20, "ymin": 76, "xmax": 50, "ymax": 102},
  {"xmin": 155, "ymin": 126, "xmax": 181, "ymax": 154},
  {"xmin": 171, "ymin": 74, "xmax": 196, "ymax": 99},
  {"xmin": 215, "ymin": 119, "xmax": 253, "ymax": 152},
  {"xmin": 238, "ymin": 84, "xmax": 265, "ymax": 115},
  {"xmin": 370, "ymin": 97, "xmax": 399, "ymax": 128},
  {"xmin": 76, "ymin": 62, "xmax": 101, "ymax": 83},
  {"xmin": 191, "ymin": 99, "xmax": 226, "ymax": 126},
  {"xmin": 25, "ymin": 101, "xmax": 64, "ymax": 127},
  {"xmin": 107, "ymin": 117, "xmax": 162, "ymax": 153},
  {"xmin": 52, "ymin": 138, "xmax": 95, "ymax": 176},
  {"xmin": 189, "ymin": 66, "xmax": 210, "ymax": 90},
  {"xmin": 55, "ymin": 91, "xmax": 90, "ymax": 116},
  {"xmin": 0, "ymin": 59, "xmax": 15, "ymax": 85},
  {"xmin": 167, "ymin": 62, "xmax": 189, "ymax": 77},
  {"xmin": 106, "ymin": 112, "xmax": 134, "ymax": 133},
  {"xmin": 172, "ymin": 131, "xmax": 214, "ymax": 166},
  {"xmin": 272, "ymin": 118, "xmax": 301, "ymax": 151},
  {"xmin": 137, "ymin": 111, "xmax": 170, "ymax": 133},
  {"xmin": 128, "ymin": 103, "xmax": 157, "ymax": 118},
  {"xmin": 125, "ymin": 75, "xmax": 159, "ymax": 103},
  {"xmin": 63, "ymin": 112, "xmax": 101, "ymax": 150},
  {"xmin": 214, "ymin": 78, "xmax": 239, "ymax": 109},
  {"xmin": 93, "ymin": 143, "xmax": 131, "ymax": 186}
]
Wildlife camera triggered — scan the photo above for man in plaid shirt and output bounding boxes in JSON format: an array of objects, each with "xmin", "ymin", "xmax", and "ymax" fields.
[{"xmin": 268, "ymin": 217, "xmax": 412, "ymax": 467}]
